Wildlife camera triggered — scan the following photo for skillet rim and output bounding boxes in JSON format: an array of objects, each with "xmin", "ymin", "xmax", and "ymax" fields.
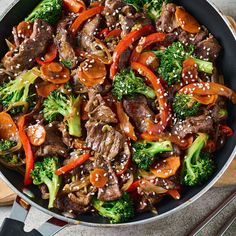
[{"xmin": 0, "ymin": 0, "xmax": 236, "ymax": 227}]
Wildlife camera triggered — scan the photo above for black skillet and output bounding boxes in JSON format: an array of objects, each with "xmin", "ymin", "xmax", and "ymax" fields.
[{"xmin": 0, "ymin": 0, "xmax": 236, "ymax": 235}]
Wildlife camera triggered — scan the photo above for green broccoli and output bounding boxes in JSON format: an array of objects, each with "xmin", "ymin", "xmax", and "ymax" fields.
[
  {"xmin": 0, "ymin": 68, "xmax": 40, "ymax": 115},
  {"xmin": 43, "ymin": 90, "xmax": 82, "ymax": 137},
  {"xmin": 25, "ymin": 0, "xmax": 62, "ymax": 25},
  {"xmin": 31, "ymin": 157, "xmax": 61, "ymax": 208},
  {"xmin": 124, "ymin": 0, "xmax": 170, "ymax": 20},
  {"xmin": 0, "ymin": 140, "xmax": 16, "ymax": 152},
  {"xmin": 92, "ymin": 193, "xmax": 134, "ymax": 223},
  {"xmin": 112, "ymin": 69, "xmax": 156, "ymax": 101},
  {"xmin": 132, "ymin": 140, "xmax": 173, "ymax": 170},
  {"xmin": 182, "ymin": 133, "xmax": 215, "ymax": 186},
  {"xmin": 153, "ymin": 42, "xmax": 214, "ymax": 85},
  {"xmin": 173, "ymin": 93, "xmax": 201, "ymax": 119}
]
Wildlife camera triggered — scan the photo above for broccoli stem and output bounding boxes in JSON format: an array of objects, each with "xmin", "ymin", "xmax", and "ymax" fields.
[
  {"xmin": 43, "ymin": 176, "xmax": 57, "ymax": 209},
  {"xmin": 67, "ymin": 112, "xmax": 81, "ymax": 138},
  {"xmin": 193, "ymin": 58, "xmax": 213, "ymax": 74},
  {"xmin": 138, "ymin": 86, "xmax": 156, "ymax": 99},
  {"xmin": 148, "ymin": 141, "xmax": 173, "ymax": 156}
]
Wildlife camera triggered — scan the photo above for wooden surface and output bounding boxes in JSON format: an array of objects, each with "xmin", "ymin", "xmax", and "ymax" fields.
[{"xmin": 0, "ymin": 17, "xmax": 236, "ymax": 206}]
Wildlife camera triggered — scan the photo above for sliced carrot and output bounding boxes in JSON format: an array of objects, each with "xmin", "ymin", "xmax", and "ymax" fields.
[
  {"xmin": 167, "ymin": 190, "xmax": 181, "ymax": 200},
  {"xmin": 26, "ymin": 124, "xmax": 46, "ymax": 146},
  {"xmin": 78, "ymin": 59, "xmax": 106, "ymax": 87},
  {"xmin": 17, "ymin": 21, "xmax": 33, "ymax": 38},
  {"xmin": 90, "ymin": 168, "xmax": 108, "ymax": 188},
  {"xmin": 40, "ymin": 62, "xmax": 70, "ymax": 84},
  {"xmin": 151, "ymin": 156, "xmax": 181, "ymax": 179},
  {"xmin": 63, "ymin": 0, "xmax": 86, "ymax": 13},
  {"xmin": 0, "ymin": 112, "xmax": 18, "ymax": 140},
  {"xmin": 36, "ymin": 81, "xmax": 59, "ymax": 98},
  {"xmin": 175, "ymin": 7, "xmax": 201, "ymax": 33},
  {"xmin": 137, "ymin": 52, "xmax": 159, "ymax": 71},
  {"xmin": 182, "ymin": 58, "xmax": 198, "ymax": 84},
  {"xmin": 192, "ymin": 94, "xmax": 218, "ymax": 106},
  {"xmin": 36, "ymin": 44, "xmax": 58, "ymax": 65}
]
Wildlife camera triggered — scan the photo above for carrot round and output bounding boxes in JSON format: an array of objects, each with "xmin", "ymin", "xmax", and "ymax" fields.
[
  {"xmin": 63, "ymin": 0, "xmax": 86, "ymax": 13},
  {"xmin": 90, "ymin": 168, "xmax": 108, "ymax": 188},
  {"xmin": 151, "ymin": 156, "xmax": 181, "ymax": 179},
  {"xmin": 36, "ymin": 81, "xmax": 59, "ymax": 98},
  {"xmin": 40, "ymin": 62, "xmax": 70, "ymax": 84},
  {"xmin": 137, "ymin": 52, "xmax": 159, "ymax": 71},
  {"xmin": 26, "ymin": 124, "xmax": 46, "ymax": 146}
]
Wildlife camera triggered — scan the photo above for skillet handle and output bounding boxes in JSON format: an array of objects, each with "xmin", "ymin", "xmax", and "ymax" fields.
[{"xmin": 0, "ymin": 196, "xmax": 68, "ymax": 236}]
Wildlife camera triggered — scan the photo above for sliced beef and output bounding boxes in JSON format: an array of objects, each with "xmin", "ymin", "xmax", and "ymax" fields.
[
  {"xmin": 172, "ymin": 113, "xmax": 213, "ymax": 138},
  {"xmin": 178, "ymin": 26, "xmax": 208, "ymax": 46},
  {"xmin": 156, "ymin": 3, "xmax": 178, "ymax": 33},
  {"xmin": 85, "ymin": 91, "xmax": 117, "ymax": 123},
  {"xmin": 54, "ymin": 194, "xmax": 90, "ymax": 213},
  {"xmin": 79, "ymin": 15, "xmax": 101, "ymax": 53},
  {"xmin": 97, "ymin": 160, "xmax": 122, "ymax": 201},
  {"xmin": 118, "ymin": 48, "xmax": 131, "ymax": 71},
  {"xmin": 195, "ymin": 35, "xmax": 221, "ymax": 61},
  {"xmin": 103, "ymin": 0, "xmax": 125, "ymax": 29},
  {"xmin": 137, "ymin": 194, "xmax": 164, "ymax": 213},
  {"xmin": 86, "ymin": 122, "xmax": 124, "ymax": 161},
  {"xmin": 55, "ymin": 16, "xmax": 77, "ymax": 69},
  {"xmin": 3, "ymin": 19, "xmax": 53, "ymax": 72},
  {"xmin": 58, "ymin": 122, "xmax": 72, "ymax": 147},
  {"xmin": 35, "ymin": 122, "xmax": 68, "ymax": 157},
  {"xmin": 119, "ymin": 13, "xmax": 151, "ymax": 37},
  {"xmin": 210, "ymin": 103, "xmax": 228, "ymax": 123},
  {"xmin": 123, "ymin": 95, "xmax": 155, "ymax": 133}
]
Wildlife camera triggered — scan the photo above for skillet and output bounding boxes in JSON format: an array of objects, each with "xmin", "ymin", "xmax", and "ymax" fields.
[{"xmin": 0, "ymin": 0, "xmax": 236, "ymax": 235}]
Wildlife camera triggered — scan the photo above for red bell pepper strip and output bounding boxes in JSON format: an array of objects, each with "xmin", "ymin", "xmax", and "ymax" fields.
[
  {"xmin": 36, "ymin": 44, "xmax": 58, "ymax": 65},
  {"xmin": 110, "ymin": 25, "xmax": 154, "ymax": 79},
  {"xmin": 98, "ymin": 28, "xmax": 110, "ymax": 39},
  {"xmin": 105, "ymin": 29, "xmax": 122, "ymax": 41},
  {"xmin": 116, "ymin": 102, "xmax": 137, "ymax": 141},
  {"xmin": 70, "ymin": 6, "xmax": 105, "ymax": 35},
  {"xmin": 179, "ymin": 82, "xmax": 236, "ymax": 104},
  {"xmin": 126, "ymin": 180, "xmax": 141, "ymax": 192},
  {"xmin": 219, "ymin": 124, "xmax": 234, "ymax": 137},
  {"xmin": 18, "ymin": 116, "xmax": 35, "ymax": 186},
  {"xmin": 130, "ymin": 32, "xmax": 166, "ymax": 63},
  {"xmin": 55, "ymin": 153, "xmax": 91, "ymax": 176},
  {"xmin": 131, "ymin": 62, "xmax": 170, "ymax": 135}
]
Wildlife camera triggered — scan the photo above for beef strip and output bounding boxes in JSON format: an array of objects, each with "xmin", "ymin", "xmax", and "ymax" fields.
[
  {"xmin": 195, "ymin": 35, "xmax": 221, "ymax": 61},
  {"xmin": 35, "ymin": 122, "xmax": 68, "ymax": 157},
  {"xmin": 178, "ymin": 26, "xmax": 208, "ymax": 46},
  {"xmin": 79, "ymin": 15, "xmax": 101, "ymax": 53},
  {"xmin": 54, "ymin": 194, "xmax": 91, "ymax": 213},
  {"xmin": 123, "ymin": 95, "xmax": 155, "ymax": 133},
  {"xmin": 96, "ymin": 156, "xmax": 122, "ymax": 201},
  {"xmin": 85, "ymin": 91, "xmax": 117, "ymax": 123},
  {"xmin": 103, "ymin": 0, "xmax": 125, "ymax": 29},
  {"xmin": 58, "ymin": 122, "xmax": 73, "ymax": 147},
  {"xmin": 55, "ymin": 16, "xmax": 77, "ymax": 68},
  {"xmin": 118, "ymin": 48, "xmax": 131, "ymax": 71},
  {"xmin": 172, "ymin": 113, "xmax": 214, "ymax": 138},
  {"xmin": 3, "ymin": 19, "xmax": 53, "ymax": 72},
  {"xmin": 156, "ymin": 3, "xmax": 178, "ymax": 33},
  {"xmin": 86, "ymin": 122, "xmax": 124, "ymax": 161}
]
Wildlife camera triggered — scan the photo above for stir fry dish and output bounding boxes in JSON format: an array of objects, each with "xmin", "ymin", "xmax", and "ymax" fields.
[{"xmin": 0, "ymin": 0, "xmax": 236, "ymax": 223}]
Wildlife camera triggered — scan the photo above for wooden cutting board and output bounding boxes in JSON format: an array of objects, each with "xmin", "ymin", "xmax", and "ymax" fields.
[{"xmin": 0, "ymin": 17, "xmax": 236, "ymax": 206}]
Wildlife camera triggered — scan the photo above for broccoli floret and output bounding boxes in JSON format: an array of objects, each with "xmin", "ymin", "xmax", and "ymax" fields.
[
  {"xmin": 25, "ymin": 0, "xmax": 62, "ymax": 25},
  {"xmin": 43, "ymin": 90, "xmax": 82, "ymax": 137},
  {"xmin": 124, "ymin": 0, "xmax": 170, "ymax": 20},
  {"xmin": 173, "ymin": 93, "xmax": 201, "ymax": 119},
  {"xmin": 0, "ymin": 68, "xmax": 40, "ymax": 115},
  {"xmin": 132, "ymin": 140, "xmax": 173, "ymax": 170},
  {"xmin": 92, "ymin": 193, "xmax": 134, "ymax": 223},
  {"xmin": 31, "ymin": 157, "xmax": 61, "ymax": 208},
  {"xmin": 112, "ymin": 69, "xmax": 155, "ymax": 101},
  {"xmin": 153, "ymin": 42, "xmax": 213, "ymax": 85},
  {"xmin": 0, "ymin": 140, "xmax": 16, "ymax": 152},
  {"xmin": 182, "ymin": 133, "xmax": 215, "ymax": 186}
]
